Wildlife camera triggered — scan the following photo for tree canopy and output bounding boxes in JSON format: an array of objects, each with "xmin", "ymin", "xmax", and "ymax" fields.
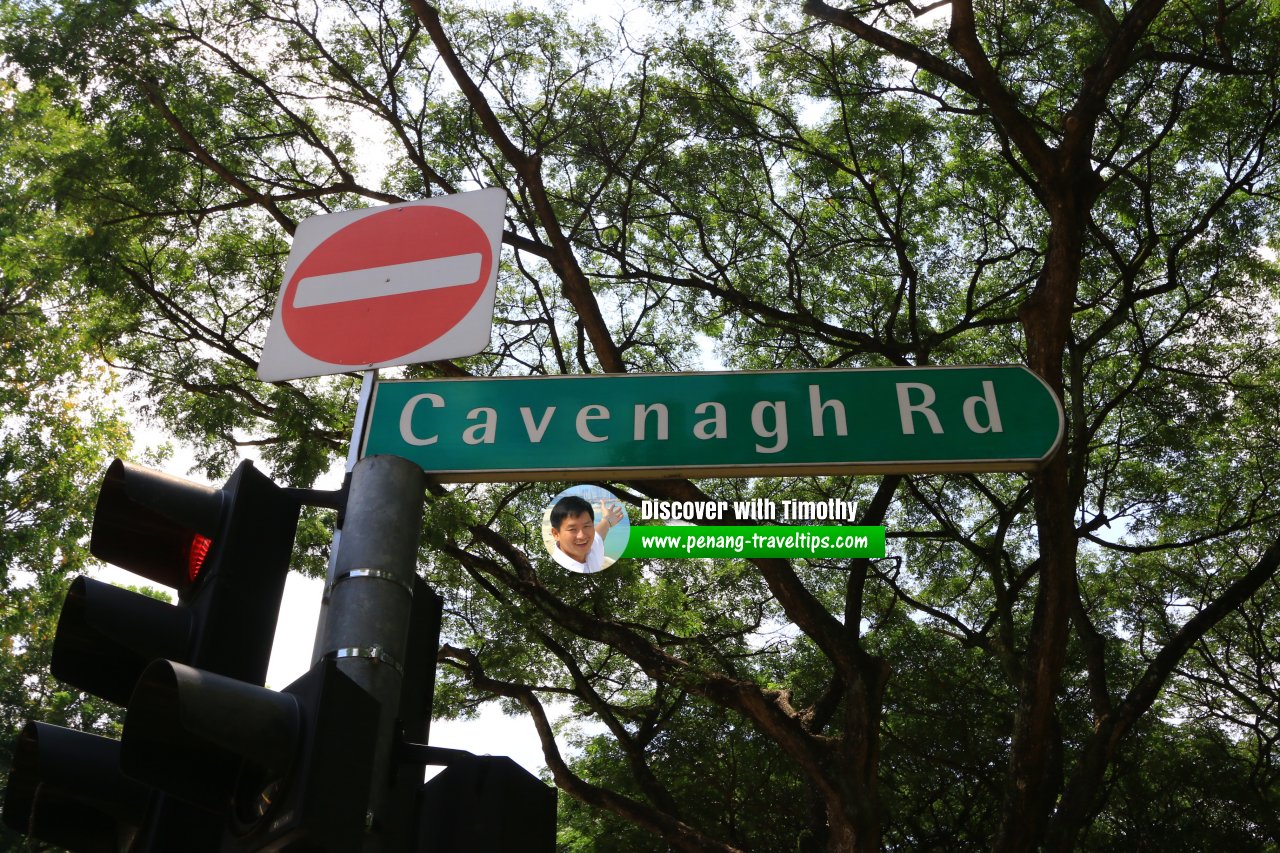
[
  {"xmin": 0, "ymin": 73, "xmax": 134, "ymax": 851},
  {"xmin": 2, "ymin": 0, "xmax": 1280, "ymax": 850}
]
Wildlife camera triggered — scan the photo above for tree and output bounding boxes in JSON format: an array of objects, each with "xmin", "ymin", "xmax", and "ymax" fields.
[
  {"xmin": 0, "ymin": 76, "xmax": 134, "ymax": 850},
  {"xmin": 2, "ymin": 0, "xmax": 1279, "ymax": 850}
]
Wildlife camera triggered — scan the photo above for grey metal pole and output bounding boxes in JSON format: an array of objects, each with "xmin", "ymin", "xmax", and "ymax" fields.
[
  {"xmin": 312, "ymin": 368, "xmax": 379, "ymax": 665},
  {"xmin": 315, "ymin": 453, "xmax": 426, "ymax": 851}
]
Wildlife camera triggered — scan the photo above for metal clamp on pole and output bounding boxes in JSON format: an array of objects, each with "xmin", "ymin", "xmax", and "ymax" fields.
[
  {"xmin": 325, "ymin": 645, "xmax": 405, "ymax": 676},
  {"xmin": 333, "ymin": 567, "xmax": 415, "ymax": 598}
]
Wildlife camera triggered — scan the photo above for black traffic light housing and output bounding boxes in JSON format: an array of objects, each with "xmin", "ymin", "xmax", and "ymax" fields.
[
  {"xmin": 2, "ymin": 721, "xmax": 150, "ymax": 853},
  {"xmin": 58, "ymin": 458, "xmax": 302, "ymax": 693},
  {"xmin": 118, "ymin": 656, "xmax": 379, "ymax": 852},
  {"xmin": 416, "ymin": 755, "xmax": 556, "ymax": 853},
  {"xmin": 5, "ymin": 454, "xmax": 558, "ymax": 852},
  {"xmin": 3, "ymin": 458, "xmax": 307, "ymax": 852}
]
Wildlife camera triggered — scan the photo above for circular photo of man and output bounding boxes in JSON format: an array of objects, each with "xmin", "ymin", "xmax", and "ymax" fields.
[{"xmin": 541, "ymin": 485, "xmax": 629, "ymax": 574}]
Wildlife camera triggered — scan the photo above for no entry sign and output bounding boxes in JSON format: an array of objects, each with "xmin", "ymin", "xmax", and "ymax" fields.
[{"xmin": 258, "ymin": 188, "xmax": 505, "ymax": 381}]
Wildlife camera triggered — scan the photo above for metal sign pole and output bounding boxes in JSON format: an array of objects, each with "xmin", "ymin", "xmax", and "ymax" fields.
[
  {"xmin": 346, "ymin": 369, "xmax": 380, "ymax": 472},
  {"xmin": 304, "ymin": 370, "xmax": 447, "ymax": 849},
  {"xmin": 316, "ymin": 453, "xmax": 427, "ymax": 851},
  {"xmin": 312, "ymin": 368, "xmax": 378, "ymax": 665}
]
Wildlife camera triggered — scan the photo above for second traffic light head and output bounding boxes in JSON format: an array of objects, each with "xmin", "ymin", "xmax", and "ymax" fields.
[
  {"xmin": 2, "ymin": 721, "xmax": 150, "ymax": 853},
  {"xmin": 51, "ymin": 576, "xmax": 190, "ymax": 706},
  {"xmin": 120, "ymin": 657, "xmax": 380, "ymax": 852}
]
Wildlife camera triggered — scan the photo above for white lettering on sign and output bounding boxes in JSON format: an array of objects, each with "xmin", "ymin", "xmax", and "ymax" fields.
[
  {"xmin": 576, "ymin": 405, "xmax": 610, "ymax": 442},
  {"xmin": 752, "ymin": 400, "xmax": 788, "ymax": 453},
  {"xmin": 896, "ymin": 383, "xmax": 944, "ymax": 435},
  {"xmin": 809, "ymin": 384, "xmax": 848, "ymax": 437},
  {"xmin": 391, "ymin": 380, "xmax": 1019, "ymax": 458},
  {"xmin": 634, "ymin": 403, "xmax": 669, "ymax": 440},
  {"xmin": 400, "ymin": 393, "xmax": 444, "ymax": 446},
  {"xmin": 520, "ymin": 407, "xmax": 556, "ymax": 443},
  {"xmin": 292, "ymin": 253, "xmax": 483, "ymax": 308},
  {"xmin": 963, "ymin": 381, "xmax": 1004, "ymax": 433},
  {"xmin": 693, "ymin": 402, "xmax": 727, "ymax": 439},
  {"xmin": 463, "ymin": 407, "xmax": 497, "ymax": 444}
]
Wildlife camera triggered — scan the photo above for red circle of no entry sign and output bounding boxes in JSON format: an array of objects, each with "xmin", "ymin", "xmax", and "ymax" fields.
[{"xmin": 281, "ymin": 205, "xmax": 492, "ymax": 365}]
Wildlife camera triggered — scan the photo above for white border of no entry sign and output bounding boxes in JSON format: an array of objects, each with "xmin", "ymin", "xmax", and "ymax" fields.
[{"xmin": 258, "ymin": 188, "xmax": 506, "ymax": 382}]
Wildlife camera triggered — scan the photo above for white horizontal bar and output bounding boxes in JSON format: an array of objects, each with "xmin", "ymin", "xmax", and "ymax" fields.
[{"xmin": 293, "ymin": 253, "xmax": 483, "ymax": 308}]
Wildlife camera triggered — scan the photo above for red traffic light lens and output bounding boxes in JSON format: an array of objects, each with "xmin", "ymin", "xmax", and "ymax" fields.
[{"xmin": 188, "ymin": 534, "xmax": 212, "ymax": 584}]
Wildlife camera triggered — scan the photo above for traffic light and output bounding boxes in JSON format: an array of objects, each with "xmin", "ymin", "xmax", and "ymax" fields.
[
  {"xmin": 416, "ymin": 755, "xmax": 556, "ymax": 853},
  {"xmin": 5, "ymin": 453, "xmax": 559, "ymax": 852},
  {"xmin": 71, "ymin": 457, "xmax": 301, "ymax": 692},
  {"xmin": 3, "ymin": 457, "xmax": 304, "ymax": 851},
  {"xmin": 2, "ymin": 721, "xmax": 150, "ymax": 853},
  {"xmin": 121, "ymin": 655, "xmax": 380, "ymax": 851}
]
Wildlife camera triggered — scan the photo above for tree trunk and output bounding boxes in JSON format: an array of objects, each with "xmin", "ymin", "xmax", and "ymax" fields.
[
  {"xmin": 826, "ymin": 654, "xmax": 890, "ymax": 852},
  {"xmin": 994, "ymin": 194, "xmax": 1088, "ymax": 852}
]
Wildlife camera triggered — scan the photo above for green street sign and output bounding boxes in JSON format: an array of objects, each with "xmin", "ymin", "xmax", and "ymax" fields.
[{"xmin": 360, "ymin": 366, "xmax": 1063, "ymax": 482}]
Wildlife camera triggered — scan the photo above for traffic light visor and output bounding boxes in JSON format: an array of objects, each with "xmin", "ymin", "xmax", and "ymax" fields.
[
  {"xmin": 122, "ymin": 660, "xmax": 301, "ymax": 814},
  {"xmin": 2, "ymin": 721, "xmax": 149, "ymax": 853},
  {"xmin": 51, "ymin": 576, "xmax": 191, "ymax": 706},
  {"xmin": 90, "ymin": 459, "xmax": 225, "ymax": 591}
]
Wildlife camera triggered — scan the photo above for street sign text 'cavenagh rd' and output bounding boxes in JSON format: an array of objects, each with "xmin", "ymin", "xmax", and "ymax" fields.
[{"xmin": 361, "ymin": 366, "xmax": 1064, "ymax": 481}]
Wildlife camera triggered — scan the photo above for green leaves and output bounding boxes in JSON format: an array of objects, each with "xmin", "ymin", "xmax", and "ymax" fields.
[
  {"xmin": 3, "ymin": 0, "xmax": 1280, "ymax": 848},
  {"xmin": 0, "ymin": 81, "xmax": 133, "ymax": 839}
]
